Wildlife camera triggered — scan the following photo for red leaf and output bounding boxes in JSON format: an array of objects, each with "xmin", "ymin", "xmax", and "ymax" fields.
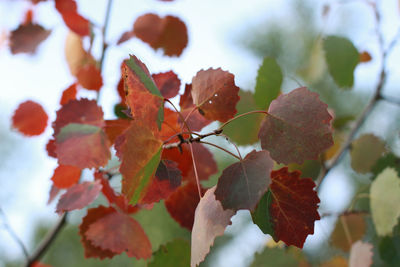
[
  {"xmin": 104, "ymin": 119, "xmax": 130, "ymax": 145},
  {"xmin": 46, "ymin": 138, "xmax": 57, "ymax": 158},
  {"xmin": 76, "ymin": 64, "xmax": 103, "ymax": 91},
  {"xmin": 269, "ymin": 167, "xmax": 320, "ymax": 248},
  {"xmin": 115, "ymin": 121, "xmax": 163, "ymax": 204},
  {"xmin": 122, "ymin": 55, "xmax": 164, "ymax": 130},
  {"xmin": 51, "ymin": 164, "xmax": 81, "ymax": 188},
  {"xmin": 159, "ymin": 108, "xmax": 181, "ymax": 142},
  {"xmin": 152, "ymin": 71, "xmax": 181, "ymax": 99},
  {"xmin": 133, "ymin": 13, "xmax": 188, "ymax": 56},
  {"xmin": 12, "ymin": 100, "xmax": 48, "ymax": 136},
  {"xmin": 60, "ymin": 83, "xmax": 77, "ymax": 105},
  {"xmin": 53, "ymin": 99, "xmax": 110, "ymax": 168},
  {"xmin": 31, "ymin": 262, "xmax": 52, "ymax": 267},
  {"xmin": 116, "ymin": 77, "xmax": 126, "ymax": 104},
  {"xmin": 55, "ymin": 0, "xmax": 90, "ymax": 36},
  {"xmin": 79, "ymin": 206, "xmax": 116, "ymax": 258},
  {"xmin": 85, "ymin": 209, "xmax": 152, "ymax": 259},
  {"xmin": 179, "ymin": 84, "xmax": 194, "ymax": 109},
  {"xmin": 9, "ymin": 23, "xmax": 50, "ymax": 54},
  {"xmin": 117, "ymin": 30, "xmax": 135, "ymax": 44},
  {"xmin": 140, "ymin": 160, "xmax": 182, "ymax": 204},
  {"xmin": 258, "ymin": 87, "xmax": 333, "ymax": 164},
  {"xmin": 47, "ymin": 184, "xmax": 61, "ymax": 205},
  {"xmin": 164, "ymin": 182, "xmax": 205, "ymax": 230},
  {"xmin": 359, "ymin": 51, "xmax": 372, "ymax": 63},
  {"xmin": 215, "ymin": 150, "xmax": 273, "ymax": 211},
  {"xmin": 191, "ymin": 68, "xmax": 240, "ymax": 122},
  {"xmin": 56, "ymin": 180, "xmax": 102, "ymax": 214},
  {"xmin": 191, "ymin": 186, "xmax": 236, "ymax": 267}
]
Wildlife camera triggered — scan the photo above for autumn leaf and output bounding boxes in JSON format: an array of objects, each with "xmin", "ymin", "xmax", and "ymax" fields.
[
  {"xmin": 50, "ymin": 164, "xmax": 81, "ymax": 188},
  {"xmin": 252, "ymin": 167, "xmax": 320, "ymax": 248},
  {"xmin": 115, "ymin": 121, "xmax": 163, "ymax": 205},
  {"xmin": 56, "ymin": 180, "xmax": 102, "ymax": 214},
  {"xmin": 331, "ymin": 213, "xmax": 366, "ymax": 252},
  {"xmin": 254, "ymin": 57, "xmax": 283, "ymax": 110},
  {"xmin": 149, "ymin": 239, "xmax": 190, "ymax": 267},
  {"xmin": 141, "ymin": 160, "xmax": 182, "ymax": 204},
  {"xmin": 79, "ymin": 206, "xmax": 118, "ymax": 258},
  {"xmin": 64, "ymin": 31, "xmax": 93, "ymax": 76},
  {"xmin": 191, "ymin": 186, "xmax": 235, "ymax": 267},
  {"xmin": 12, "ymin": 100, "xmax": 48, "ymax": 136},
  {"xmin": 152, "ymin": 71, "xmax": 181, "ymax": 99},
  {"xmin": 55, "ymin": 0, "xmax": 90, "ymax": 36},
  {"xmin": 191, "ymin": 68, "xmax": 240, "ymax": 122},
  {"xmin": 323, "ymin": 35, "xmax": 359, "ymax": 88},
  {"xmin": 76, "ymin": 63, "xmax": 103, "ymax": 91},
  {"xmin": 85, "ymin": 209, "xmax": 152, "ymax": 259},
  {"xmin": 104, "ymin": 119, "xmax": 130, "ymax": 145},
  {"xmin": 349, "ymin": 241, "xmax": 373, "ymax": 267},
  {"xmin": 9, "ymin": 22, "xmax": 50, "ymax": 54},
  {"xmin": 250, "ymin": 247, "xmax": 298, "ymax": 267},
  {"xmin": 164, "ymin": 182, "xmax": 205, "ymax": 230},
  {"xmin": 215, "ymin": 150, "xmax": 274, "ymax": 211},
  {"xmin": 359, "ymin": 51, "xmax": 372, "ymax": 63},
  {"xmin": 59, "ymin": 83, "xmax": 77, "ymax": 105},
  {"xmin": 258, "ymin": 87, "xmax": 333, "ymax": 164},
  {"xmin": 133, "ymin": 13, "xmax": 188, "ymax": 56},
  {"xmin": 350, "ymin": 134, "xmax": 386, "ymax": 174},
  {"xmin": 122, "ymin": 55, "xmax": 164, "ymax": 130}
]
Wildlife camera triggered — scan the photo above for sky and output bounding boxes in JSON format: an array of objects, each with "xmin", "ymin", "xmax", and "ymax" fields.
[{"xmin": 0, "ymin": 0, "xmax": 399, "ymax": 266}]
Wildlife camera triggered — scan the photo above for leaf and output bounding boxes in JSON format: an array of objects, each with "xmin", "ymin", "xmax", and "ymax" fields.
[
  {"xmin": 349, "ymin": 240, "xmax": 373, "ymax": 267},
  {"xmin": 64, "ymin": 31, "xmax": 93, "ymax": 76},
  {"xmin": 350, "ymin": 134, "xmax": 387, "ymax": 174},
  {"xmin": 331, "ymin": 213, "xmax": 366, "ymax": 252},
  {"xmin": 323, "ymin": 35, "xmax": 359, "ymax": 88},
  {"xmin": 9, "ymin": 22, "xmax": 50, "ymax": 54},
  {"xmin": 140, "ymin": 160, "xmax": 182, "ymax": 204},
  {"xmin": 215, "ymin": 150, "xmax": 273, "ymax": 211},
  {"xmin": 372, "ymin": 153, "xmax": 400, "ymax": 178},
  {"xmin": 60, "ymin": 83, "xmax": 77, "ymax": 105},
  {"xmin": 253, "ymin": 167, "xmax": 320, "ymax": 248},
  {"xmin": 76, "ymin": 63, "xmax": 103, "ymax": 91},
  {"xmin": 79, "ymin": 206, "xmax": 119, "ymax": 259},
  {"xmin": 115, "ymin": 121, "xmax": 163, "ymax": 205},
  {"xmin": 359, "ymin": 51, "xmax": 372, "ymax": 63},
  {"xmin": 85, "ymin": 209, "xmax": 152, "ymax": 259},
  {"xmin": 378, "ymin": 228, "xmax": 400, "ymax": 266},
  {"xmin": 12, "ymin": 100, "xmax": 48, "ymax": 136},
  {"xmin": 370, "ymin": 168, "xmax": 400, "ymax": 236},
  {"xmin": 258, "ymin": 87, "xmax": 333, "ymax": 164},
  {"xmin": 122, "ymin": 55, "xmax": 164, "ymax": 130},
  {"xmin": 55, "ymin": 0, "xmax": 90, "ymax": 36},
  {"xmin": 56, "ymin": 180, "xmax": 102, "ymax": 214},
  {"xmin": 133, "ymin": 14, "xmax": 188, "ymax": 56},
  {"xmin": 148, "ymin": 239, "xmax": 190, "ymax": 267},
  {"xmin": 250, "ymin": 247, "xmax": 298, "ymax": 267},
  {"xmin": 191, "ymin": 186, "xmax": 235, "ymax": 267},
  {"xmin": 55, "ymin": 123, "xmax": 110, "ymax": 169},
  {"xmin": 104, "ymin": 119, "xmax": 131, "ymax": 145},
  {"xmin": 51, "ymin": 164, "xmax": 81, "ymax": 188},
  {"xmin": 191, "ymin": 68, "xmax": 240, "ymax": 122},
  {"xmin": 254, "ymin": 57, "xmax": 283, "ymax": 110},
  {"xmin": 222, "ymin": 90, "xmax": 264, "ymax": 145},
  {"xmin": 152, "ymin": 71, "xmax": 181, "ymax": 99},
  {"xmin": 164, "ymin": 182, "xmax": 204, "ymax": 230},
  {"xmin": 46, "ymin": 138, "xmax": 57, "ymax": 158},
  {"xmin": 320, "ymin": 257, "xmax": 348, "ymax": 267}
]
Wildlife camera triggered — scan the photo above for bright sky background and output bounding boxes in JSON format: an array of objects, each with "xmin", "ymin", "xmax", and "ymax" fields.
[{"xmin": 0, "ymin": 0, "xmax": 399, "ymax": 266}]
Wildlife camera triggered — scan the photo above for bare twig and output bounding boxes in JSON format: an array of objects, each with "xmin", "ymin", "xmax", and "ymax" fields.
[{"xmin": 0, "ymin": 207, "xmax": 29, "ymax": 260}]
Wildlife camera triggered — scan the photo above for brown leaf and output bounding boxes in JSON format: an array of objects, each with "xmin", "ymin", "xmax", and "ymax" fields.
[{"xmin": 9, "ymin": 23, "xmax": 50, "ymax": 54}]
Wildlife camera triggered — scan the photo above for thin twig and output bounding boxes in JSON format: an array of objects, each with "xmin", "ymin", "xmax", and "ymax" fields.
[
  {"xmin": 218, "ymin": 110, "xmax": 268, "ymax": 130},
  {"xmin": 25, "ymin": 213, "xmax": 67, "ymax": 267},
  {"xmin": 0, "ymin": 208, "xmax": 29, "ymax": 260},
  {"xmin": 164, "ymin": 99, "xmax": 192, "ymax": 134},
  {"xmin": 199, "ymin": 141, "xmax": 241, "ymax": 160},
  {"xmin": 189, "ymin": 143, "xmax": 202, "ymax": 198}
]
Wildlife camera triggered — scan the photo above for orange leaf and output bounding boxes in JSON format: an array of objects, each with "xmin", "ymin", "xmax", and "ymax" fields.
[
  {"xmin": 55, "ymin": 0, "xmax": 90, "ymax": 36},
  {"xmin": 191, "ymin": 68, "xmax": 240, "ymax": 122},
  {"xmin": 51, "ymin": 164, "xmax": 81, "ymax": 188},
  {"xmin": 104, "ymin": 119, "xmax": 131, "ymax": 145},
  {"xmin": 133, "ymin": 13, "xmax": 188, "ymax": 56},
  {"xmin": 152, "ymin": 71, "xmax": 181, "ymax": 99},
  {"xmin": 359, "ymin": 51, "xmax": 372, "ymax": 63},
  {"xmin": 12, "ymin": 100, "xmax": 48, "ymax": 136},
  {"xmin": 76, "ymin": 64, "xmax": 103, "ymax": 91},
  {"xmin": 60, "ymin": 83, "xmax": 78, "ymax": 105}
]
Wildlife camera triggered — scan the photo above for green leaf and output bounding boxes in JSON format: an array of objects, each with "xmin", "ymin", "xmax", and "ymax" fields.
[
  {"xmin": 379, "ymin": 225, "xmax": 400, "ymax": 266},
  {"xmin": 254, "ymin": 57, "xmax": 282, "ymax": 110},
  {"xmin": 57, "ymin": 123, "xmax": 100, "ymax": 142},
  {"xmin": 323, "ymin": 35, "xmax": 359, "ymax": 88},
  {"xmin": 250, "ymin": 247, "xmax": 298, "ymax": 267},
  {"xmin": 372, "ymin": 153, "xmax": 400, "ymax": 178},
  {"xmin": 222, "ymin": 90, "xmax": 264, "ymax": 145},
  {"xmin": 148, "ymin": 239, "xmax": 190, "ymax": 267},
  {"xmin": 370, "ymin": 168, "xmax": 400, "ymax": 236},
  {"xmin": 251, "ymin": 191, "xmax": 274, "ymax": 236}
]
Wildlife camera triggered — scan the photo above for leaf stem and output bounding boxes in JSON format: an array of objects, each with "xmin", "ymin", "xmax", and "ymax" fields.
[
  {"xmin": 218, "ymin": 110, "xmax": 268, "ymax": 130},
  {"xmin": 164, "ymin": 98, "xmax": 192, "ymax": 133},
  {"xmin": 199, "ymin": 141, "xmax": 241, "ymax": 160},
  {"xmin": 189, "ymin": 143, "xmax": 202, "ymax": 198}
]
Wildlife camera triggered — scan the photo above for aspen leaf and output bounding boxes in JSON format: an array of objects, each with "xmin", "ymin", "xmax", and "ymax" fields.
[
  {"xmin": 59, "ymin": 83, "xmax": 77, "ymax": 105},
  {"xmin": 349, "ymin": 240, "xmax": 373, "ymax": 267},
  {"xmin": 149, "ymin": 239, "xmax": 190, "ymax": 267},
  {"xmin": 9, "ymin": 23, "xmax": 50, "ymax": 54},
  {"xmin": 104, "ymin": 119, "xmax": 130, "ymax": 145},
  {"xmin": 56, "ymin": 181, "xmax": 102, "ymax": 214},
  {"xmin": 55, "ymin": 0, "xmax": 90, "ymax": 36},
  {"xmin": 191, "ymin": 186, "xmax": 235, "ymax": 267},
  {"xmin": 191, "ymin": 68, "xmax": 240, "ymax": 122},
  {"xmin": 12, "ymin": 100, "xmax": 48, "ymax": 136},
  {"xmin": 370, "ymin": 168, "xmax": 400, "ymax": 236},
  {"xmin": 331, "ymin": 213, "xmax": 366, "ymax": 252},
  {"xmin": 359, "ymin": 51, "xmax": 372, "ymax": 63},
  {"xmin": 250, "ymin": 247, "xmax": 298, "ymax": 267},
  {"xmin": 215, "ymin": 150, "xmax": 274, "ymax": 211},
  {"xmin": 372, "ymin": 153, "xmax": 400, "ymax": 178},
  {"xmin": 76, "ymin": 63, "xmax": 103, "ymax": 91},
  {"xmin": 258, "ymin": 87, "xmax": 333, "ymax": 164},
  {"xmin": 152, "ymin": 71, "xmax": 181, "ymax": 99},
  {"xmin": 350, "ymin": 134, "xmax": 386, "ymax": 174},
  {"xmin": 50, "ymin": 164, "xmax": 81, "ymax": 189},
  {"xmin": 65, "ymin": 31, "xmax": 92, "ymax": 76}
]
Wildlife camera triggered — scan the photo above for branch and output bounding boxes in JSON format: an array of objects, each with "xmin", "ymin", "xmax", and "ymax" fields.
[
  {"xmin": 0, "ymin": 207, "xmax": 29, "ymax": 261},
  {"xmin": 25, "ymin": 213, "xmax": 67, "ymax": 267}
]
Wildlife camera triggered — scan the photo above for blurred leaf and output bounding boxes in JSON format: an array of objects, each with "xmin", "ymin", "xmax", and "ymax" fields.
[
  {"xmin": 148, "ymin": 239, "xmax": 190, "ymax": 267},
  {"xmin": 350, "ymin": 134, "xmax": 386, "ymax": 174},
  {"xmin": 349, "ymin": 240, "xmax": 373, "ymax": 267},
  {"xmin": 372, "ymin": 153, "xmax": 400, "ymax": 178},
  {"xmin": 331, "ymin": 213, "xmax": 366, "ymax": 252},
  {"xmin": 250, "ymin": 247, "xmax": 298, "ymax": 267}
]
